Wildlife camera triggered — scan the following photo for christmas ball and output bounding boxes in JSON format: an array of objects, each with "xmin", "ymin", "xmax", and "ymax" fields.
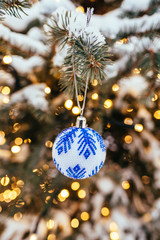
[{"xmin": 52, "ymin": 127, "xmax": 106, "ymax": 179}]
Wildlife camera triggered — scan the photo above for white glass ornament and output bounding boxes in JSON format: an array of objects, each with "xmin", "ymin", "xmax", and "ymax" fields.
[{"xmin": 52, "ymin": 117, "xmax": 106, "ymax": 179}]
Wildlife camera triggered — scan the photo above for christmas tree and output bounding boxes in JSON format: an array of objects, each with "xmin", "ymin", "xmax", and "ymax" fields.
[{"xmin": 0, "ymin": 0, "xmax": 160, "ymax": 239}]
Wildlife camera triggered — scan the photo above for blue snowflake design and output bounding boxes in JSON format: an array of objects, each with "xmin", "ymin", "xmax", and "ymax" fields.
[
  {"xmin": 88, "ymin": 161, "xmax": 104, "ymax": 178},
  {"xmin": 91, "ymin": 129, "xmax": 106, "ymax": 152},
  {"xmin": 53, "ymin": 158, "xmax": 64, "ymax": 175},
  {"xmin": 77, "ymin": 128, "xmax": 97, "ymax": 159},
  {"xmin": 66, "ymin": 164, "xmax": 86, "ymax": 179},
  {"xmin": 55, "ymin": 127, "xmax": 78, "ymax": 155}
]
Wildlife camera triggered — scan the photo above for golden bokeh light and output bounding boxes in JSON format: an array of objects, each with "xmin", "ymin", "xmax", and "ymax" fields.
[
  {"xmin": 109, "ymin": 222, "xmax": 118, "ymax": 232},
  {"xmin": 78, "ymin": 95, "xmax": 84, "ymax": 101},
  {"xmin": 134, "ymin": 124, "xmax": 143, "ymax": 132},
  {"xmin": 127, "ymin": 108, "xmax": 133, "ymax": 113},
  {"xmin": 157, "ymin": 73, "xmax": 160, "ymax": 79},
  {"xmin": 124, "ymin": 135, "xmax": 132, "ymax": 144},
  {"xmin": 154, "ymin": 110, "xmax": 160, "ymax": 119},
  {"xmin": 60, "ymin": 189, "xmax": 69, "ymax": 198},
  {"xmin": 9, "ymin": 190, "xmax": 18, "ymax": 200},
  {"xmin": 76, "ymin": 6, "xmax": 84, "ymax": 13},
  {"xmin": 29, "ymin": 234, "xmax": 37, "ymax": 240},
  {"xmin": 64, "ymin": 99, "xmax": 73, "ymax": 110},
  {"xmin": 0, "ymin": 206, "xmax": 2, "ymax": 212},
  {"xmin": 24, "ymin": 138, "xmax": 32, "ymax": 143},
  {"xmin": 104, "ymin": 99, "xmax": 113, "ymax": 109},
  {"xmin": 2, "ymin": 96, "xmax": 10, "ymax": 104},
  {"xmin": 11, "ymin": 145, "xmax": 21, "ymax": 154},
  {"xmin": 133, "ymin": 68, "xmax": 141, "ymax": 74},
  {"xmin": 0, "ymin": 131, "xmax": 5, "ymax": 138},
  {"xmin": 72, "ymin": 106, "xmax": 80, "ymax": 115},
  {"xmin": 46, "ymin": 219, "xmax": 55, "ymax": 229},
  {"xmin": 71, "ymin": 182, "xmax": 80, "ymax": 191},
  {"xmin": 71, "ymin": 218, "xmax": 79, "ymax": 228},
  {"xmin": 44, "ymin": 86, "xmax": 51, "ymax": 94},
  {"xmin": 92, "ymin": 79, "xmax": 98, "ymax": 86},
  {"xmin": 48, "ymin": 234, "xmax": 56, "ymax": 240},
  {"xmin": 152, "ymin": 94, "xmax": 158, "ymax": 102},
  {"xmin": 1, "ymin": 86, "xmax": 10, "ymax": 95},
  {"xmin": 124, "ymin": 118, "xmax": 133, "ymax": 125},
  {"xmin": 112, "ymin": 84, "xmax": 119, "ymax": 92},
  {"xmin": 101, "ymin": 207, "xmax": 110, "ymax": 217},
  {"xmin": 122, "ymin": 180, "xmax": 130, "ymax": 190},
  {"xmin": 77, "ymin": 189, "xmax": 86, "ymax": 199},
  {"xmin": 142, "ymin": 175, "xmax": 150, "ymax": 185},
  {"xmin": 2, "ymin": 55, "xmax": 12, "ymax": 64},
  {"xmin": 14, "ymin": 212, "xmax": 23, "ymax": 221},
  {"xmin": 45, "ymin": 140, "xmax": 53, "ymax": 148},
  {"xmin": 81, "ymin": 212, "xmax": 90, "ymax": 221},
  {"xmin": 91, "ymin": 93, "xmax": 99, "ymax": 100},
  {"xmin": 1, "ymin": 175, "xmax": 10, "ymax": 186},
  {"xmin": 15, "ymin": 137, "xmax": 23, "ymax": 145},
  {"xmin": 110, "ymin": 231, "xmax": 119, "ymax": 240},
  {"xmin": 17, "ymin": 180, "xmax": 24, "ymax": 188},
  {"xmin": 58, "ymin": 193, "xmax": 66, "ymax": 202}
]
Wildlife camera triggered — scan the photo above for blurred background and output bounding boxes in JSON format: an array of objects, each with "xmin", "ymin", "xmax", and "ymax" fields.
[{"xmin": 0, "ymin": 0, "xmax": 160, "ymax": 239}]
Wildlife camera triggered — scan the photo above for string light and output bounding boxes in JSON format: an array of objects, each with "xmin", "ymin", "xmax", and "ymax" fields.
[
  {"xmin": 2, "ymin": 96, "xmax": 10, "ymax": 104},
  {"xmin": 78, "ymin": 95, "xmax": 84, "ymax": 101},
  {"xmin": 46, "ymin": 219, "xmax": 55, "ymax": 230},
  {"xmin": 104, "ymin": 99, "xmax": 113, "ymax": 109},
  {"xmin": 142, "ymin": 175, "xmax": 150, "ymax": 184},
  {"xmin": 110, "ymin": 232, "xmax": 119, "ymax": 240},
  {"xmin": 112, "ymin": 84, "xmax": 119, "ymax": 92},
  {"xmin": 122, "ymin": 180, "xmax": 130, "ymax": 190},
  {"xmin": 134, "ymin": 124, "xmax": 143, "ymax": 132},
  {"xmin": 47, "ymin": 234, "xmax": 56, "ymax": 240},
  {"xmin": 15, "ymin": 137, "xmax": 23, "ymax": 145},
  {"xmin": 154, "ymin": 110, "xmax": 160, "ymax": 119},
  {"xmin": 44, "ymin": 86, "xmax": 51, "ymax": 94},
  {"xmin": 92, "ymin": 79, "xmax": 98, "ymax": 86},
  {"xmin": 58, "ymin": 193, "xmax": 66, "ymax": 202},
  {"xmin": 106, "ymin": 123, "xmax": 111, "ymax": 128},
  {"xmin": 71, "ymin": 182, "xmax": 80, "ymax": 191},
  {"xmin": 72, "ymin": 106, "xmax": 80, "ymax": 115},
  {"xmin": 14, "ymin": 212, "xmax": 23, "ymax": 221},
  {"xmin": 29, "ymin": 234, "xmax": 37, "ymax": 240},
  {"xmin": 0, "ymin": 206, "xmax": 2, "ymax": 212},
  {"xmin": 1, "ymin": 86, "xmax": 10, "ymax": 95},
  {"xmin": 60, "ymin": 189, "xmax": 69, "ymax": 198},
  {"xmin": 101, "ymin": 207, "xmax": 110, "ymax": 217},
  {"xmin": 2, "ymin": 55, "xmax": 12, "ymax": 64},
  {"xmin": 0, "ymin": 132, "xmax": 6, "ymax": 145},
  {"xmin": 13, "ymin": 123, "xmax": 20, "ymax": 132},
  {"xmin": 157, "ymin": 73, "xmax": 160, "ymax": 79},
  {"xmin": 124, "ymin": 135, "xmax": 132, "ymax": 144},
  {"xmin": 17, "ymin": 180, "xmax": 24, "ymax": 188},
  {"xmin": 45, "ymin": 140, "xmax": 53, "ymax": 148},
  {"xmin": 64, "ymin": 99, "xmax": 73, "ymax": 110},
  {"xmin": 11, "ymin": 145, "xmax": 21, "ymax": 153},
  {"xmin": 77, "ymin": 189, "xmax": 86, "ymax": 199},
  {"xmin": 24, "ymin": 138, "xmax": 31, "ymax": 143},
  {"xmin": 127, "ymin": 108, "xmax": 133, "ymax": 113},
  {"xmin": 76, "ymin": 6, "xmax": 84, "ymax": 13},
  {"xmin": 124, "ymin": 118, "xmax": 133, "ymax": 125},
  {"xmin": 71, "ymin": 218, "xmax": 79, "ymax": 228},
  {"xmin": 152, "ymin": 94, "xmax": 158, "ymax": 102},
  {"xmin": 133, "ymin": 68, "xmax": 141, "ymax": 74},
  {"xmin": 109, "ymin": 222, "xmax": 118, "ymax": 232},
  {"xmin": 1, "ymin": 175, "xmax": 10, "ymax": 186},
  {"xmin": 81, "ymin": 212, "xmax": 90, "ymax": 221},
  {"xmin": 91, "ymin": 93, "xmax": 99, "ymax": 100}
]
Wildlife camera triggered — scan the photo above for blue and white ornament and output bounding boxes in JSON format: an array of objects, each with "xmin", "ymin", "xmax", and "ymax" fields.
[{"xmin": 52, "ymin": 117, "xmax": 106, "ymax": 179}]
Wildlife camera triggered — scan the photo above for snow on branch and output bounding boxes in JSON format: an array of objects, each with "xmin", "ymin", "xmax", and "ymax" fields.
[
  {"xmin": 121, "ymin": 0, "xmax": 151, "ymax": 12},
  {"xmin": 0, "ymin": 24, "xmax": 49, "ymax": 57}
]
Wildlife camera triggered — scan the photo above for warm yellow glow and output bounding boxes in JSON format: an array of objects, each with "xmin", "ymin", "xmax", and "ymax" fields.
[
  {"xmin": 72, "ymin": 106, "xmax": 81, "ymax": 115},
  {"xmin": 127, "ymin": 108, "xmax": 133, "ymax": 113},
  {"xmin": 101, "ymin": 207, "xmax": 110, "ymax": 217},
  {"xmin": 0, "ymin": 136, "xmax": 6, "ymax": 145},
  {"xmin": 78, "ymin": 189, "xmax": 86, "ymax": 199},
  {"xmin": 154, "ymin": 110, "xmax": 160, "ymax": 119},
  {"xmin": 122, "ymin": 180, "xmax": 130, "ymax": 190},
  {"xmin": 124, "ymin": 135, "xmax": 132, "ymax": 144},
  {"xmin": 71, "ymin": 218, "xmax": 79, "ymax": 228},
  {"xmin": 133, "ymin": 68, "xmax": 141, "ymax": 74},
  {"xmin": 0, "ymin": 206, "xmax": 2, "ymax": 212},
  {"xmin": 64, "ymin": 99, "xmax": 73, "ymax": 110},
  {"xmin": 104, "ymin": 99, "xmax": 113, "ymax": 109},
  {"xmin": 124, "ymin": 118, "xmax": 133, "ymax": 125},
  {"xmin": 24, "ymin": 138, "xmax": 32, "ymax": 143},
  {"xmin": 78, "ymin": 95, "xmax": 84, "ymax": 101},
  {"xmin": 76, "ymin": 6, "xmax": 84, "ymax": 13},
  {"xmin": 91, "ymin": 93, "xmax": 99, "ymax": 100},
  {"xmin": 1, "ymin": 86, "xmax": 10, "ymax": 95},
  {"xmin": 2, "ymin": 96, "xmax": 10, "ymax": 104},
  {"xmin": 142, "ymin": 175, "xmax": 150, "ymax": 184},
  {"xmin": 157, "ymin": 73, "xmax": 160, "ymax": 79},
  {"xmin": 43, "ymin": 164, "xmax": 49, "ymax": 171},
  {"xmin": 109, "ymin": 222, "xmax": 118, "ymax": 232},
  {"xmin": 14, "ymin": 187, "xmax": 21, "ymax": 195},
  {"xmin": 58, "ymin": 193, "xmax": 66, "ymax": 202},
  {"xmin": 13, "ymin": 123, "xmax": 20, "ymax": 132},
  {"xmin": 112, "ymin": 84, "xmax": 119, "ymax": 92},
  {"xmin": 0, "ymin": 193, "xmax": 4, "ymax": 202},
  {"xmin": 3, "ymin": 55, "xmax": 12, "ymax": 64},
  {"xmin": 71, "ymin": 182, "xmax": 80, "ymax": 191},
  {"xmin": 60, "ymin": 189, "xmax": 69, "ymax": 198},
  {"xmin": 107, "ymin": 123, "xmax": 111, "ymax": 128},
  {"xmin": 134, "ymin": 124, "xmax": 143, "ymax": 132},
  {"xmin": 45, "ymin": 140, "xmax": 53, "ymax": 148},
  {"xmin": 92, "ymin": 79, "xmax": 98, "ymax": 86},
  {"xmin": 44, "ymin": 86, "xmax": 51, "ymax": 94},
  {"xmin": 110, "ymin": 231, "xmax": 119, "ymax": 240},
  {"xmin": 29, "ymin": 234, "xmax": 37, "ymax": 240},
  {"xmin": 48, "ymin": 234, "xmax": 56, "ymax": 240},
  {"xmin": 152, "ymin": 94, "xmax": 158, "ymax": 102},
  {"xmin": 17, "ymin": 180, "xmax": 24, "ymax": 188},
  {"xmin": 46, "ymin": 219, "xmax": 55, "ymax": 229},
  {"xmin": 0, "ymin": 131, "xmax": 5, "ymax": 138},
  {"xmin": 1, "ymin": 176, "xmax": 10, "ymax": 186},
  {"xmin": 10, "ymin": 190, "xmax": 18, "ymax": 200},
  {"xmin": 143, "ymin": 213, "xmax": 152, "ymax": 222},
  {"xmin": 15, "ymin": 137, "xmax": 23, "ymax": 145},
  {"xmin": 3, "ymin": 189, "xmax": 11, "ymax": 200},
  {"xmin": 11, "ymin": 145, "xmax": 21, "ymax": 154},
  {"xmin": 81, "ymin": 212, "xmax": 89, "ymax": 221}
]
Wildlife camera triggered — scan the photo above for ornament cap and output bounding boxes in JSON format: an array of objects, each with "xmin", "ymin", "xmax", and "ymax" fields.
[{"xmin": 76, "ymin": 116, "xmax": 87, "ymax": 128}]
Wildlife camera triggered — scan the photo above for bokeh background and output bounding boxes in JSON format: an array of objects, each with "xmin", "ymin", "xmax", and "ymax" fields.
[{"xmin": 0, "ymin": 0, "xmax": 160, "ymax": 239}]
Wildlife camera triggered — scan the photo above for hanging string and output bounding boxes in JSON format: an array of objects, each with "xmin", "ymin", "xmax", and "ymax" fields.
[{"xmin": 72, "ymin": 8, "xmax": 94, "ymax": 116}]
